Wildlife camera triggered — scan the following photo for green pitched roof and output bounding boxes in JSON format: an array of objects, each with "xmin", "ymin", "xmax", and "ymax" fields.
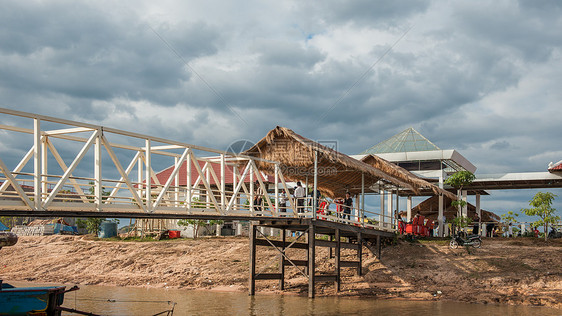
[{"xmin": 361, "ymin": 127, "xmax": 440, "ymax": 154}]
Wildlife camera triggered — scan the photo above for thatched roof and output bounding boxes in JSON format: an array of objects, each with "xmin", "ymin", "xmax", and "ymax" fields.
[
  {"xmin": 410, "ymin": 195, "xmax": 500, "ymax": 222},
  {"xmin": 244, "ymin": 126, "xmax": 455, "ymax": 199}
]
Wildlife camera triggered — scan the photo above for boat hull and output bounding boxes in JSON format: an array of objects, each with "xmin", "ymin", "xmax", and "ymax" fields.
[{"xmin": 0, "ymin": 283, "xmax": 66, "ymax": 316}]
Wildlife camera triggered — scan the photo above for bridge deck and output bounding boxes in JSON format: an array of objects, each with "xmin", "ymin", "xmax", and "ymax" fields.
[
  {"xmin": 254, "ymin": 217, "xmax": 394, "ymax": 239},
  {"xmin": 0, "ymin": 208, "xmax": 395, "ymax": 240}
]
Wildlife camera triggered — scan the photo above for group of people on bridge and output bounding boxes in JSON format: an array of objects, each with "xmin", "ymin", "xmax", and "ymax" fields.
[{"xmin": 251, "ymin": 180, "xmax": 355, "ymax": 221}]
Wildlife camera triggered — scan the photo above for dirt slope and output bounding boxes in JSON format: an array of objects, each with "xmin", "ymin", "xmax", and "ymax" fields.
[{"xmin": 0, "ymin": 235, "xmax": 560, "ymax": 308}]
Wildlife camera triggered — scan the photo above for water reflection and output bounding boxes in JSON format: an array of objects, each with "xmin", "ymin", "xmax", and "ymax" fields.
[{"xmin": 6, "ymin": 281, "xmax": 560, "ymax": 316}]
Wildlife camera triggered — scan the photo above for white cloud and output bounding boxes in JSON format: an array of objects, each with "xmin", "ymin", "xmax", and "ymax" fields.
[{"xmin": 1, "ymin": 0, "xmax": 561, "ymax": 215}]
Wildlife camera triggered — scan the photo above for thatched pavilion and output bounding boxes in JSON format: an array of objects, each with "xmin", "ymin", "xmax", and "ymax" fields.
[{"xmin": 243, "ymin": 126, "xmax": 456, "ymax": 204}]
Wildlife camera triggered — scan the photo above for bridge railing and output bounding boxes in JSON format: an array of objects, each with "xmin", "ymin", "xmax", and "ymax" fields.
[
  {"xmin": 298, "ymin": 197, "xmax": 396, "ymax": 231},
  {"xmin": 0, "ymin": 108, "xmax": 397, "ymax": 233},
  {"xmin": 0, "ymin": 108, "xmax": 284, "ymax": 217},
  {"xmin": 257, "ymin": 196, "xmax": 395, "ymax": 231}
]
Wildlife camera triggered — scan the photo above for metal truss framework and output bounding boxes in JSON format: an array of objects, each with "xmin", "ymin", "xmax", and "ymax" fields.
[{"xmin": 0, "ymin": 108, "xmax": 396, "ymax": 233}]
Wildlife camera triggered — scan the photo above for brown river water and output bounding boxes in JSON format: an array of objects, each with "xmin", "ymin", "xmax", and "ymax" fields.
[{"xmin": 8, "ymin": 281, "xmax": 562, "ymax": 315}]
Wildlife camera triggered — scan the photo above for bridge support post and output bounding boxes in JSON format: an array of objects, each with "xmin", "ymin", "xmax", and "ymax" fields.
[
  {"xmin": 335, "ymin": 228, "xmax": 341, "ymax": 292},
  {"xmin": 308, "ymin": 223, "xmax": 315, "ymax": 298},
  {"xmin": 279, "ymin": 228, "xmax": 285, "ymax": 290},
  {"xmin": 33, "ymin": 118, "xmax": 42, "ymax": 210},
  {"xmin": 438, "ymin": 169, "xmax": 445, "ymax": 237},
  {"xmin": 329, "ymin": 234, "xmax": 333, "ymax": 259},
  {"xmin": 249, "ymin": 223, "xmax": 256, "ymax": 296},
  {"xmin": 357, "ymin": 232, "xmax": 362, "ymax": 276}
]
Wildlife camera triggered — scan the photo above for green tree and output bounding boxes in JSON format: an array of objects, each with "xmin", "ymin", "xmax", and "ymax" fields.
[
  {"xmin": 445, "ymin": 171, "xmax": 476, "ymax": 225},
  {"xmin": 451, "ymin": 199, "xmax": 468, "ymax": 210},
  {"xmin": 87, "ymin": 181, "xmax": 110, "ymax": 200},
  {"xmin": 76, "ymin": 183, "xmax": 113, "ymax": 235},
  {"xmin": 521, "ymin": 192, "xmax": 560, "ymax": 241},
  {"xmin": 501, "ymin": 211, "xmax": 519, "ymax": 224},
  {"xmin": 444, "ymin": 171, "xmax": 476, "ymax": 191},
  {"xmin": 501, "ymin": 211, "xmax": 519, "ymax": 237},
  {"xmin": 76, "ymin": 218, "xmax": 104, "ymax": 235},
  {"xmin": 0, "ymin": 216, "xmax": 14, "ymax": 229},
  {"xmin": 76, "ymin": 218, "xmax": 119, "ymax": 235},
  {"xmin": 452, "ymin": 216, "xmax": 472, "ymax": 234}
]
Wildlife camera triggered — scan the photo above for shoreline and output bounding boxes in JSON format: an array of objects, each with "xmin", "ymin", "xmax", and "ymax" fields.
[
  {"xmin": 4, "ymin": 278, "xmax": 559, "ymax": 313},
  {"xmin": 0, "ymin": 235, "xmax": 560, "ymax": 309},
  {"xmin": 8, "ymin": 279, "xmax": 561, "ymax": 316}
]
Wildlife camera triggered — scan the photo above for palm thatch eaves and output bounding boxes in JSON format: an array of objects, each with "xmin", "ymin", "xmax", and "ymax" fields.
[{"xmin": 243, "ymin": 126, "xmax": 457, "ymax": 200}]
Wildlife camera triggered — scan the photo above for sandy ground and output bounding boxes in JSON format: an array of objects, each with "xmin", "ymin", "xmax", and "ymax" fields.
[{"xmin": 0, "ymin": 235, "xmax": 560, "ymax": 309}]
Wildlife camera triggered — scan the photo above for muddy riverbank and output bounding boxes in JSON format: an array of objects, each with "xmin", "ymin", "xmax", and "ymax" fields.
[{"xmin": 0, "ymin": 235, "xmax": 560, "ymax": 309}]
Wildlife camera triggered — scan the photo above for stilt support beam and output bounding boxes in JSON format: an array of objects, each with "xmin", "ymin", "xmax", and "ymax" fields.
[
  {"xmin": 249, "ymin": 219, "xmax": 392, "ymax": 298},
  {"xmin": 279, "ymin": 229, "xmax": 285, "ymax": 290},
  {"xmin": 308, "ymin": 223, "xmax": 316, "ymax": 298},
  {"xmin": 357, "ymin": 232, "xmax": 363, "ymax": 276},
  {"xmin": 335, "ymin": 228, "xmax": 341, "ymax": 292},
  {"xmin": 249, "ymin": 224, "xmax": 256, "ymax": 295}
]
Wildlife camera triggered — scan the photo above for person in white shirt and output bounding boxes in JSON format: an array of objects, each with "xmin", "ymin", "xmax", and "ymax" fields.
[{"xmin": 294, "ymin": 182, "xmax": 305, "ymax": 214}]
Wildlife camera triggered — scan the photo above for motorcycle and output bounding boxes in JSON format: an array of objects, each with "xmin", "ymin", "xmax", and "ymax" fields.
[
  {"xmin": 449, "ymin": 232, "xmax": 482, "ymax": 249},
  {"xmin": 548, "ymin": 227, "xmax": 562, "ymax": 239}
]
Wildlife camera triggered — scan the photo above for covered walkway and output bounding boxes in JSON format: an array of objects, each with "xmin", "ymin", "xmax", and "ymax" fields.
[
  {"xmin": 243, "ymin": 126, "xmax": 455, "ymax": 231},
  {"xmin": 467, "ymin": 172, "xmax": 562, "ymax": 190}
]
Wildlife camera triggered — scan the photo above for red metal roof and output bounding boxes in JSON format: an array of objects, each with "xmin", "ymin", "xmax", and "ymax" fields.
[
  {"xmin": 154, "ymin": 160, "xmax": 270, "ymax": 186},
  {"xmin": 0, "ymin": 182, "xmax": 35, "ymax": 191},
  {"xmin": 549, "ymin": 161, "xmax": 562, "ymax": 172}
]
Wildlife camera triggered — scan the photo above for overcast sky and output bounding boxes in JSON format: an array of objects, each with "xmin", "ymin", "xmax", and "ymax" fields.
[{"xmin": 1, "ymin": 0, "xmax": 561, "ymax": 220}]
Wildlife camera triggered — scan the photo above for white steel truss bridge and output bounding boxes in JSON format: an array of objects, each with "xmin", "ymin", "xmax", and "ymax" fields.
[{"xmin": 0, "ymin": 108, "xmax": 397, "ymax": 233}]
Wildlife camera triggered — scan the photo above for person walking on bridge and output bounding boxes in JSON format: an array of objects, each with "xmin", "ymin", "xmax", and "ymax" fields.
[
  {"xmin": 343, "ymin": 192, "xmax": 353, "ymax": 221},
  {"xmin": 278, "ymin": 189, "xmax": 288, "ymax": 216},
  {"xmin": 294, "ymin": 182, "xmax": 305, "ymax": 214},
  {"xmin": 253, "ymin": 180, "xmax": 263, "ymax": 215}
]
